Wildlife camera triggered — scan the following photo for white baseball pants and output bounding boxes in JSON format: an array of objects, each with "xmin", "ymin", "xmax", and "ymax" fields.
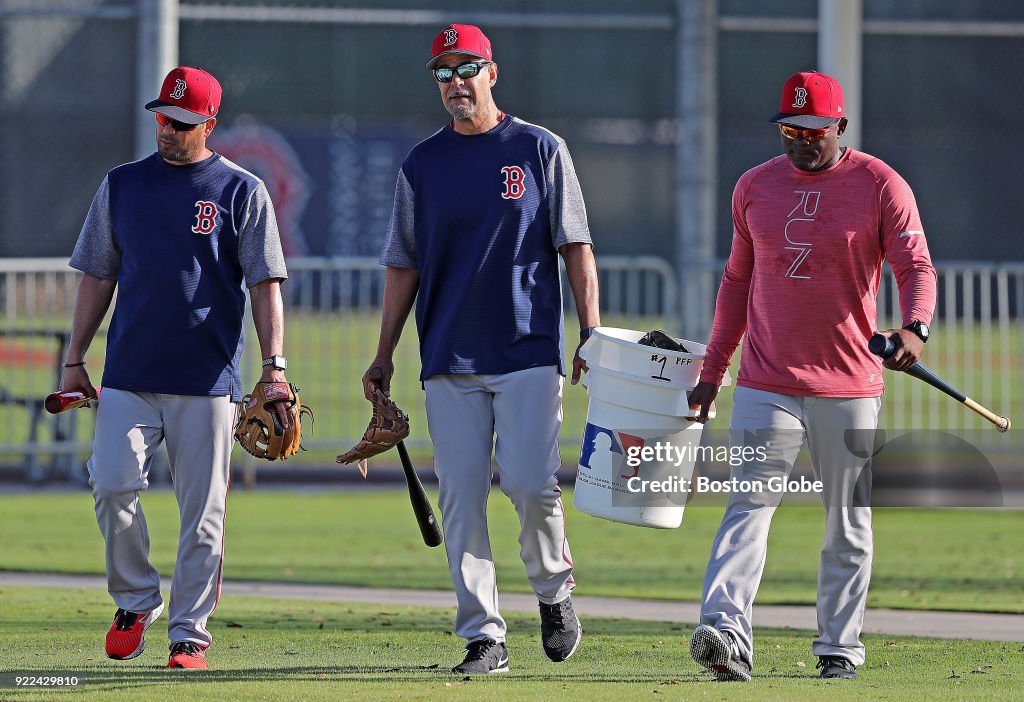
[
  {"xmin": 699, "ymin": 386, "xmax": 880, "ymax": 667},
  {"xmin": 425, "ymin": 365, "xmax": 575, "ymax": 644},
  {"xmin": 87, "ymin": 388, "xmax": 235, "ymax": 648}
]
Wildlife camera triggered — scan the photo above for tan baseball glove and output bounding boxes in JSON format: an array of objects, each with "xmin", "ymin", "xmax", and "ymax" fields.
[
  {"xmin": 336, "ymin": 387, "xmax": 410, "ymax": 475},
  {"xmin": 234, "ymin": 382, "xmax": 314, "ymax": 460}
]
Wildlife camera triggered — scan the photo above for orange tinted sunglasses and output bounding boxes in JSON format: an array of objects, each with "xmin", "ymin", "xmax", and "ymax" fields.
[
  {"xmin": 778, "ymin": 123, "xmax": 834, "ymax": 142},
  {"xmin": 155, "ymin": 113, "xmax": 203, "ymax": 131}
]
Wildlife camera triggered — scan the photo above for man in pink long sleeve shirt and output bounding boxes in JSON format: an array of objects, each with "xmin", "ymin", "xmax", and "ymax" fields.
[{"xmin": 687, "ymin": 72, "xmax": 936, "ymax": 682}]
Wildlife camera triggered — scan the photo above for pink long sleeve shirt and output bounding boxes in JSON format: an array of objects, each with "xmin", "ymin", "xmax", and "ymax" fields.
[{"xmin": 700, "ymin": 148, "xmax": 937, "ymax": 398}]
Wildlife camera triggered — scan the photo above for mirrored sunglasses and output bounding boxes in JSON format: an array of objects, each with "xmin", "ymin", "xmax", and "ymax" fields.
[
  {"xmin": 155, "ymin": 113, "xmax": 203, "ymax": 131},
  {"xmin": 778, "ymin": 123, "xmax": 834, "ymax": 142},
  {"xmin": 433, "ymin": 61, "xmax": 493, "ymax": 83}
]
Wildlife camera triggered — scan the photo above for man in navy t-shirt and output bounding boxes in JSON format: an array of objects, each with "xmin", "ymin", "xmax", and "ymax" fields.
[
  {"xmin": 364, "ymin": 24, "xmax": 601, "ymax": 675},
  {"xmin": 62, "ymin": 66, "xmax": 291, "ymax": 670}
]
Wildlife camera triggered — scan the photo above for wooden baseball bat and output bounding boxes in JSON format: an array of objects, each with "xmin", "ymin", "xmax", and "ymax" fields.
[
  {"xmin": 869, "ymin": 334, "xmax": 1011, "ymax": 432},
  {"xmin": 396, "ymin": 440, "xmax": 443, "ymax": 548}
]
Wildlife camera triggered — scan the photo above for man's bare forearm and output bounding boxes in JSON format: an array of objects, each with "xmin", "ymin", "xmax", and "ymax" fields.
[{"xmin": 66, "ymin": 274, "xmax": 116, "ymax": 363}]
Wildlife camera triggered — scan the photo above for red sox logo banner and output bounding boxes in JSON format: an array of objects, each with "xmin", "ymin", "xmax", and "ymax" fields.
[
  {"xmin": 192, "ymin": 200, "xmax": 218, "ymax": 235},
  {"xmin": 500, "ymin": 166, "xmax": 526, "ymax": 200},
  {"xmin": 171, "ymin": 78, "xmax": 187, "ymax": 100}
]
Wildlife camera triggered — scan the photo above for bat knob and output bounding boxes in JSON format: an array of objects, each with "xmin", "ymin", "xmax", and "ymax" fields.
[
  {"xmin": 997, "ymin": 417, "xmax": 1011, "ymax": 433},
  {"xmin": 869, "ymin": 333, "xmax": 896, "ymax": 359}
]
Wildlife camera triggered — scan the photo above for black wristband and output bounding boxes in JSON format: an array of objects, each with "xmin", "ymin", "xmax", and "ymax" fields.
[
  {"xmin": 580, "ymin": 327, "xmax": 597, "ymax": 340},
  {"xmin": 63, "ymin": 361, "xmax": 85, "ymax": 368}
]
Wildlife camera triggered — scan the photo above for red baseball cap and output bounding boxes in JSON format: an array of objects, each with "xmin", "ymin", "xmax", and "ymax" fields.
[
  {"xmin": 769, "ymin": 71, "xmax": 844, "ymax": 129},
  {"xmin": 145, "ymin": 66, "xmax": 221, "ymax": 125},
  {"xmin": 426, "ymin": 24, "xmax": 493, "ymax": 69}
]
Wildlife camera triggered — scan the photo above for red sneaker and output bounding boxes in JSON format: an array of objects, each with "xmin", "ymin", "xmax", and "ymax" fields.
[
  {"xmin": 168, "ymin": 641, "xmax": 208, "ymax": 669},
  {"xmin": 105, "ymin": 603, "xmax": 164, "ymax": 660}
]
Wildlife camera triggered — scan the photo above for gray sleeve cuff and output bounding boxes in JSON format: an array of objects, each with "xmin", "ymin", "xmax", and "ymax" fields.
[
  {"xmin": 239, "ymin": 182, "xmax": 289, "ymax": 286},
  {"xmin": 548, "ymin": 140, "xmax": 593, "ymax": 250},
  {"xmin": 69, "ymin": 176, "xmax": 120, "ymax": 279},
  {"xmin": 379, "ymin": 169, "xmax": 418, "ymax": 268}
]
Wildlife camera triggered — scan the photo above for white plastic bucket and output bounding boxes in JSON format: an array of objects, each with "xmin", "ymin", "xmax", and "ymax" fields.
[{"xmin": 572, "ymin": 327, "xmax": 727, "ymax": 529}]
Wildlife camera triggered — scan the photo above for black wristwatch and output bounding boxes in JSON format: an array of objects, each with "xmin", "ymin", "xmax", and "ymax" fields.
[
  {"xmin": 903, "ymin": 321, "xmax": 930, "ymax": 343},
  {"xmin": 580, "ymin": 327, "xmax": 597, "ymax": 341},
  {"xmin": 261, "ymin": 355, "xmax": 288, "ymax": 370}
]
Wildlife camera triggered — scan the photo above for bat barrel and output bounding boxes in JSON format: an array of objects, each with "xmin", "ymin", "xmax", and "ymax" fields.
[{"xmin": 44, "ymin": 390, "xmax": 91, "ymax": 414}]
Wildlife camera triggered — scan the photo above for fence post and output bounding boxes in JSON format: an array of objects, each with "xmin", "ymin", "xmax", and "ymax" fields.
[
  {"xmin": 676, "ymin": 0, "xmax": 718, "ymax": 341},
  {"xmin": 136, "ymin": 0, "xmax": 179, "ymax": 160}
]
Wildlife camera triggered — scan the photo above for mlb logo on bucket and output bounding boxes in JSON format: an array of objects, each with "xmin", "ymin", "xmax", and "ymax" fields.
[{"xmin": 580, "ymin": 422, "xmax": 644, "ymax": 478}]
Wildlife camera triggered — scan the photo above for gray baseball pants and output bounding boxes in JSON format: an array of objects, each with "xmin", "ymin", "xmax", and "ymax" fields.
[
  {"xmin": 700, "ymin": 386, "xmax": 880, "ymax": 667},
  {"xmin": 425, "ymin": 365, "xmax": 575, "ymax": 644},
  {"xmin": 87, "ymin": 388, "xmax": 235, "ymax": 648}
]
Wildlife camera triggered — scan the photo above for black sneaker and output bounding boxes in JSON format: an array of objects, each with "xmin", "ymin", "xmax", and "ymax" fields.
[
  {"xmin": 539, "ymin": 597, "xmax": 582, "ymax": 662},
  {"xmin": 452, "ymin": 639, "xmax": 510, "ymax": 675},
  {"xmin": 817, "ymin": 655, "xmax": 857, "ymax": 679},
  {"xmin": 689, "ymin": 624, "xmax": 752, "ymax": 682}
]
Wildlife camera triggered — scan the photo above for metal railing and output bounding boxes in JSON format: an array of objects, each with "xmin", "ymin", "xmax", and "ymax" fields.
[
  {"xmin": 1, "ymin": 257, "xmax": 1020, "ymax": 482},
  {"xmin": 0, "ymin": 255, "xmax": 677, "ymax": 481}
]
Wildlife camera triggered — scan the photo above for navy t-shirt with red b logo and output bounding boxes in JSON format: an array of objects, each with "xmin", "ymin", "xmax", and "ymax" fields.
[
  {"xmin": 70, "ymin": 153, "xmax": 287, "ymax": 401},
  {"xmin": 380, "ymin": 114, "xmax": 593, "ymax": 380}
]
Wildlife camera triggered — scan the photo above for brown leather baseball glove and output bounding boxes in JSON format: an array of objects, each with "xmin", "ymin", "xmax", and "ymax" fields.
[
  {"xmin": 234, "ymin": 382, "xmax": 314, "ymax": 460},
  {"xmin": 336, "ymin": 387, "xmax": 410, "ymax": 474}
]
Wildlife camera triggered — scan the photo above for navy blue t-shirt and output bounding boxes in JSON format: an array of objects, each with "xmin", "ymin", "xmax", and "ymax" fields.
[
  {"xmin": 70, "ymin": 153, "xmax": 287, "ymax": 401},
  {"xmin": 380, "ymin": 115, "xmax": 592, "ymax": 380}
]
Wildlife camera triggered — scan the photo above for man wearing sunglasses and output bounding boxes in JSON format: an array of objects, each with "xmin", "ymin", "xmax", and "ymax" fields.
[
  {"xmin": 62, "ymin": 66, "xmax": 291, "ymax": 670},
  {"xmin": 364, "ymin": 23, "xmax": 600, "ymax": 675},
  {"xmin": 687, "ymin": 72, "xmax": 936, "ymax": 681}
]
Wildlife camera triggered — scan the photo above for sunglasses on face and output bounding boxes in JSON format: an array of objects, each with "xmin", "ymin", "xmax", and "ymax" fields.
[
  {"xmin": 778, "ymin": 123, "xmax": 834, "ymax": 142},
  {"xmin": 433, "ymin": 61, "xmax": 493, "ymax": 83},
  {"xmin": 155, "ymin": 113, "xmax": 203, "ymax": 131}
]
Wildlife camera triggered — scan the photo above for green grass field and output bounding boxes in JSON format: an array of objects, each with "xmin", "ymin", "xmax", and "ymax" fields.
[
  {"xmin": 0, "ymin": 490, "xmax": 1021, "ymax": 613},
  {"xmin": 0, "ymin": 587, "xmax": 1020, "ymax": 701}
]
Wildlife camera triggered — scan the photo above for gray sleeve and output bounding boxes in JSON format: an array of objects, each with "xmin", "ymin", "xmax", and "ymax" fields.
[
  {"xmin": 548, "ymin": 140, "xmax": 593, "ymax": 249},
  {"xmin": 69, "ymin": 176, "xmax": 120, "ymax": 279},
  {"xmin": 238, "ymin": 181, "xmax": 288, "ymax": 286},
  {"xmin": 378, "ymin": 169, "xmax": 418, "ymax": 268}
]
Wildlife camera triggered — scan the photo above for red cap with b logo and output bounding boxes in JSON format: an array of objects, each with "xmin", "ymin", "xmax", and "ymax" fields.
[
  {"xmin": 426, "ymin": 24, "xmax": 492, "ymax": 69},
  {"xmin": 769, "ymin": 71, "xmax": 844, "ymax": 129},
  {"xmin": 145, "ymin": 66, "xmax": 222, "ymax": 125}
]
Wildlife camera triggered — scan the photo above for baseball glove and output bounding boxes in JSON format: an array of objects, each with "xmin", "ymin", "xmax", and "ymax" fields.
[
  {"xmin": 234, "ymin": 382, "xmax": 314, "ymax": 460},
  {"xmin": 336, "ymin": 387, "xmax": 410, "ymax": 475}
]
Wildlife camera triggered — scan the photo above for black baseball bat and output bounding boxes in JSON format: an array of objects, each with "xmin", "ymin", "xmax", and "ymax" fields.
[
  {"xmin": 869, "ymin": 334, "xmax": 1011, "ymax": 432},
  {"xmin": 396, "ymin": 440, "xmax": 443, "ymax": 547}
]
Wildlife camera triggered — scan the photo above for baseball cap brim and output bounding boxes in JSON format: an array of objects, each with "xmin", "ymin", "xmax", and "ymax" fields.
[
  {"xmin": 426, "ymin": 49, "xmax": 488, "ymax": 70},
  {"xmin": 145, "ymin": 100, "xmax": 216, "ymax": 125},
  {"xmin": 769, "ymin": 113, "xmax": 840, "ymax": 129}
]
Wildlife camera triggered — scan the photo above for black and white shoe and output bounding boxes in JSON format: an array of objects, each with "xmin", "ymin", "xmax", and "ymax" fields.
[
  {"xmin": 689, "ymin": 624, "xmax": 752, "ymax": 682},
  {"xmin": 452, "ymin": 638, "xmax": 510, "ymax": 675},
  {"xmin": 817, "ymin": 655, "xmax": 858, "ymax": 679},
  {"xmin": 539, "ymin": 597, "xmax": 582, "ymax": 662}
]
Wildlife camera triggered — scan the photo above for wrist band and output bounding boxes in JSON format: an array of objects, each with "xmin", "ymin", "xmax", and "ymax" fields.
[{"xmin": 63, "ymin": 361, "xmax": 85, "ymax": 368}]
